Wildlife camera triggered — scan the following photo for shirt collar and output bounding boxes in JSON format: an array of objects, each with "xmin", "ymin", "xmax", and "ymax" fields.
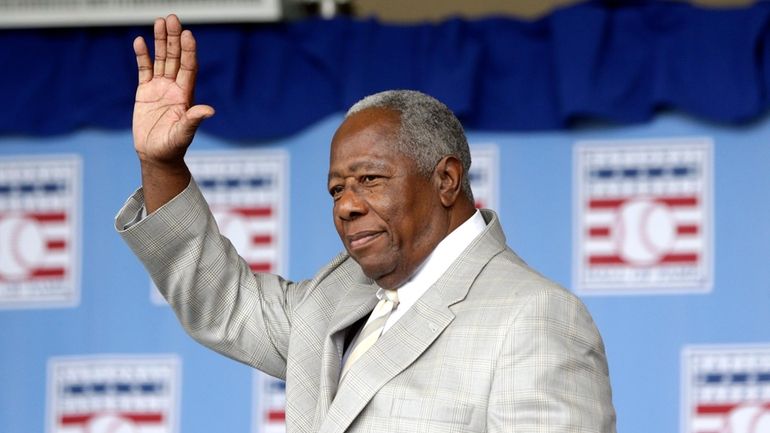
[{"xmin": 376, "ymin": 209, "xmax": 487, "ymax": 307}]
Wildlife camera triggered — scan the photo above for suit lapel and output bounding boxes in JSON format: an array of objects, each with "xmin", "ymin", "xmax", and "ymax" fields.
[
  {"xmin": 311, "ymin": 280, "xmax": 379, "ymax": 432},
  {"xmin": 318, "ymin": 289, "xmax": 454, "ymax": 433},
  {"xmin": 317, "ymin": 210, "xmax": 508, "ymax": 433}
]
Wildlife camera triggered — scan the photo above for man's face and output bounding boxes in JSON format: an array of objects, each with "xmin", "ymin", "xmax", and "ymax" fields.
[{"xmin": 328, "ymin": 108, "xmax": 448, "ymax": 289}]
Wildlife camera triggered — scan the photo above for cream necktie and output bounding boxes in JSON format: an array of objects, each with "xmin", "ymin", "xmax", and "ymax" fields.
[{"xmin": 340, "ymin": 289, "xmax": 399, "ymax": 381}]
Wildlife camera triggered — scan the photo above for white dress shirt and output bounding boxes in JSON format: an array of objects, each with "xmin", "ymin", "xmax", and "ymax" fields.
[{"xmin": 381, "ymin": 209, "xmax": 487, "ymax": 333}]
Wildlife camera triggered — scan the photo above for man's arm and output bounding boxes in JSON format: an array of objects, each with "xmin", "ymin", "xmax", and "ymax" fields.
[
  {"xmin": 132, "ymin": 14, "xmax": 214, "ymax": 213},
  {"xmin": 119, "ymin": 16, "xmax": 300, "ymax": 377}
]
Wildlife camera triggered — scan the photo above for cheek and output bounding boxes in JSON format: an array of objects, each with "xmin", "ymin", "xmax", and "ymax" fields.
[
  {"xmin": 332, "ymin": 207, "xmax": 344, "ymax": 235},
  {"xmin": 368, "ymin": 182, "xmax": 427, "ymax": 239},
  {"xmin": 387, "ymin": 207, "xmax": 425, "ymax": 246},
  {"xmin": 375, "ymin": 195, "xmax": 405, "ymax": 224},
  {"xmin": 408, "ymin": 198, "xmax": 441, "ymax": 241}
]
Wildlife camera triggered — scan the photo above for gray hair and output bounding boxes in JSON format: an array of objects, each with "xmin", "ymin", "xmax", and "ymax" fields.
[{"xmin": 346, "ymin": 90, "xmax": 474, "ymax": 202}]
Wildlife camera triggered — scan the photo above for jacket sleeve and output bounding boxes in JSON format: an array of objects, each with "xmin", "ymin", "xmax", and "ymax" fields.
[
  {"xmin": 115, "ymin": 179, "xmax": 303, "ymax": 379},
  {"xmin": 487, "ymin": 289, "xmax": 617, "ymax": 433}
]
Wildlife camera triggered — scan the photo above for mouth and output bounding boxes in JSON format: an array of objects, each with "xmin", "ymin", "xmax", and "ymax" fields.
[{"xmin": 347, "ymin": 231, "xmax": 384, "ymax": 250}]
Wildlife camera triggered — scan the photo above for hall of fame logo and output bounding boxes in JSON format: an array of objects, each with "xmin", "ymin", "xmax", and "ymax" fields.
[
  {"xmin": 469, "ymin": 144, "xmax": 499, "ymax": 211},
  {"xmin": 47, "ymin": 355, "xmax": 180, "ymax": 433},
  {"xmin": 253, "ymin": 373, "xmax": 286, "ymax": 433},
  {"xmin": 682, "ymin": 345, "xmax": 770, "ymax": 433},
  {"xmin": 152, "ymin": 149, "xmax": 288, "ymax": 304},
  {"xmin": 0, "ymin": 155, "xmax": 80, "ymax": 308},
  {"xmin": 573, "ymin": 138, "xmax": 713, "ymax": 295}
]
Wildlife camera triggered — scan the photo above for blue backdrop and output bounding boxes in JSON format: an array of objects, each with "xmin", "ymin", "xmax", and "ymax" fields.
[
  {"xmin": 1, "ymin": 1, "xmax": 770, "ymax": 433},
  {"xmin": 1, "ymin": 111, "xmax": 769, "ymax": 432}
]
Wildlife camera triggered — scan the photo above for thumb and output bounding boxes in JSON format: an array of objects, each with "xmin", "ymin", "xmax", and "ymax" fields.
[
  {"xmin": 180, "ymin": 105, "xmax": 214, "ymax": 137},
  {"xmin": 184, "ymin": 104, "xmax": 215, "ymax": 130},
  {"xmin": 170, "ymin": 104, "xmax": 214, "ymax": 150}
]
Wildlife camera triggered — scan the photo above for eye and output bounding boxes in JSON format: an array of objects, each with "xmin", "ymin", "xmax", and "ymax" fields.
[
  {"xmin": 361, "ymin": 174, "xmax": 380, "ymax": 184},
  {"xmin": 329, "ymin": 184, "xmax": 344, "ymax": 199}
]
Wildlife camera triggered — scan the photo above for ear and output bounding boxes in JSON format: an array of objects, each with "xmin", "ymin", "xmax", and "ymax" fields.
[{"xmin": 433, "ymin": 155, "xmax": 465, "ymax": 208}]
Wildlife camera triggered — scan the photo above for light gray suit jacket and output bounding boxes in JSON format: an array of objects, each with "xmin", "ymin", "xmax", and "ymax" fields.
[{"xmin": 117, "ymin": 180, "xmax": 616, "ymax": 433}]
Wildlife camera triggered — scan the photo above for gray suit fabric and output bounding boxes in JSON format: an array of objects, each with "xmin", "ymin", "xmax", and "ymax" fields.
[{"xmin": 116, "ymin": 180, "xmax": 616, "ymax": 433}]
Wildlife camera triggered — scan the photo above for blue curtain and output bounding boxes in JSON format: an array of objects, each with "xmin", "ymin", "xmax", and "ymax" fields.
[{"xmin": 2, "ymin": 1, "xmax": 769, "ymax": 140}]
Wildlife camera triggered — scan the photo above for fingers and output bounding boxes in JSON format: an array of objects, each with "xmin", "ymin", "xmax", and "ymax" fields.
[
  {"xmin": 153, "ymin": 17, "xmax": 167, "ymax": 78},
  {"xmin": 164, "ymin": 14, "xmax": 182, "ymax": 79},
  {"xmin": 148, "ymin": 15, "xmax": 190, "ymax": 83},
  {"xmin": 133, "ymin": 36, "xmax": 153, "ymax": 84},
  {"xmin": 176, "ymin": 30, "xmax": 198, "ymax": 95}
]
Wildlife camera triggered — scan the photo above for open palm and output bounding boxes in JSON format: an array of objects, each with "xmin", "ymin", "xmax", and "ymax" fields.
[{"xmin": 132, "ymin": 15, "xmax": 214, "ymax": 163}]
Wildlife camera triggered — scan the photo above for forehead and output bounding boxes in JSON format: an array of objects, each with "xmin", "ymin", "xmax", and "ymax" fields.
[{"xmin": 328, "ymin": 108, "xmax": 409, "ymax": 174}]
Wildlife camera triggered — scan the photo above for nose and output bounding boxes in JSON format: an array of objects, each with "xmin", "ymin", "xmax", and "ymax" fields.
[{"xmin": 335, "ymin": 186, "xmax": 367, "ymax": 221}]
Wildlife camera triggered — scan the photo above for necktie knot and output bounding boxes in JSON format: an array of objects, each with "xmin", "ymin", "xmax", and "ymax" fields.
[{"xmin": 383, "ymin": 288, "xmax": 399, "ymax": 306}]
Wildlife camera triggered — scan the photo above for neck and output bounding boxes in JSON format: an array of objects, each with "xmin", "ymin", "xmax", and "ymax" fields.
[{"xmin": 447, "ymin": 200, "xmax": 477, "ymax": 234}]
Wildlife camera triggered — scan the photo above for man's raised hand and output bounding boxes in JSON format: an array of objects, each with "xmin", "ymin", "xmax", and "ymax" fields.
[
  {"xmin": 132, "ymin": 15, "xmax": 214, "ymax": 213},
  {"xmin": 132, "ymin": 14, "xmax": 214, "ymax": 165}
]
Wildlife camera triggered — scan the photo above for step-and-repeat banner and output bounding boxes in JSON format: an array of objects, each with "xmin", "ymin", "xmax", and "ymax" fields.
[{"xmin": 0, "ymin": 113, "xmax": 768, "ymax": 433}]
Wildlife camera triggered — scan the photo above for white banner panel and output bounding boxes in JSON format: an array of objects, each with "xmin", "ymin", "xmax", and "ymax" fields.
[
  {"xmin": 47, "ymin": 355, "xmax": 181, "ymax": 433},
  {"xmin": 573, "ymin": 138, "xmax": 713, "ymax": 295},
  {"xmin": 0, "ymin": 155, "xmax": 80, "ymax": 308},
  {"xmin": 253, "ymin": 373, "xmax": 287, "ymax": 433},
  {"xmin": 470, "ymin": 144, "xmax": 499, "ymax": 211},
  {"xmin": 682, "ymin": 344, "xmax": 770, "ymax": 433}
]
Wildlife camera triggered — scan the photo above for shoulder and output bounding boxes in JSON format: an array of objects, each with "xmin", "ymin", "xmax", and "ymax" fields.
[
  {"xmin": 472, "ymin": 247, "xmax": 572, "ymax": 301},
  {"xmin": 464, "ymin": 247, "xmax": 598, "ymax": 332}
]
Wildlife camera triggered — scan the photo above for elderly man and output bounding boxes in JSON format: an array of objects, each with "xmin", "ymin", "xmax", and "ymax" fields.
[{"xmin": 117, "ymin": 14, "xmax": 616, "ymax": 433}]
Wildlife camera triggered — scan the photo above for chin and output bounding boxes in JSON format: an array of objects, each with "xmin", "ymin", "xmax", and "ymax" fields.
[
  {"xmin": 359, "ymin": 263, "xmax": 390, "ymax": 281},
  {"xmin": 355, "ymin": 257, "xmax": 395, "ymax": 284},
  {"xmin": 365, "ymin": 265, "xmax": 409, "ymax": 290}
]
